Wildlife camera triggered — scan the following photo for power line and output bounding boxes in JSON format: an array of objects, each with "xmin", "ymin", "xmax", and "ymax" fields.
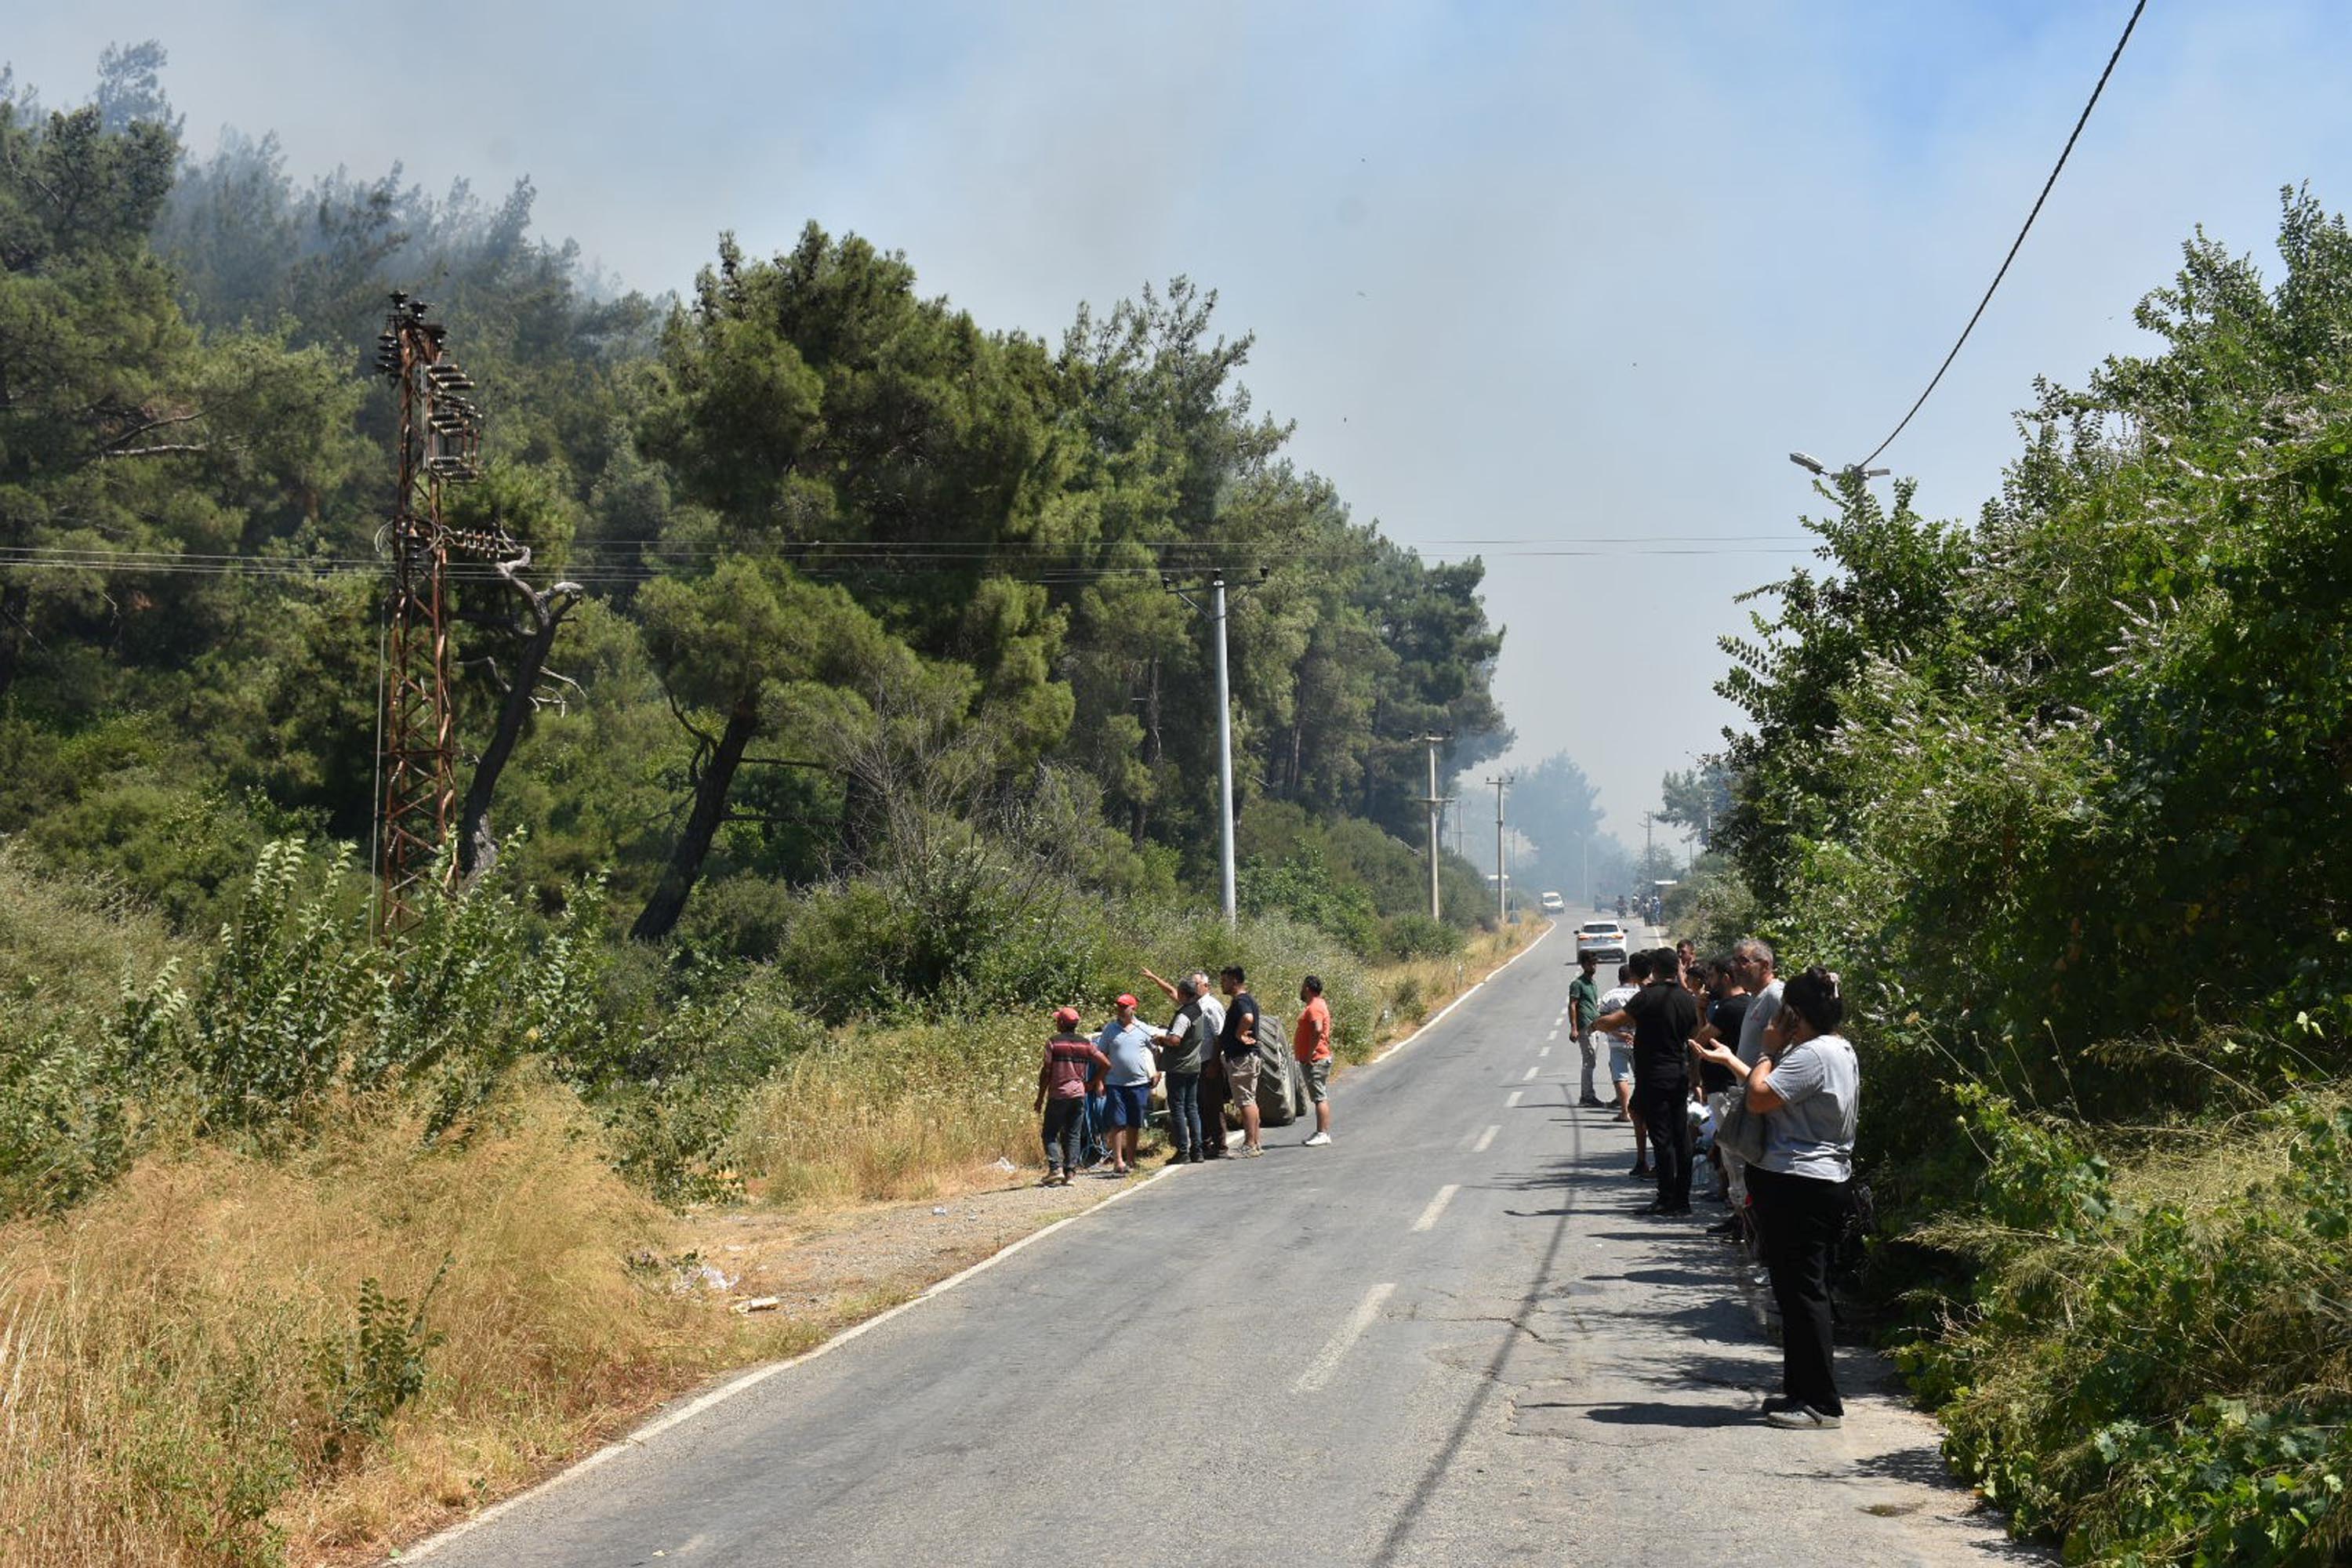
[{"xmin": 1853, "ymin": 0, "xmax": 2149, "ymax": 472}]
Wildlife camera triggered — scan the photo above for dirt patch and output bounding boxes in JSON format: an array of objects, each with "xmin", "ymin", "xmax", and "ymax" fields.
[{"xmin": 687, "ymin": 1160, "xmax": 1163, "ymax": 1327}]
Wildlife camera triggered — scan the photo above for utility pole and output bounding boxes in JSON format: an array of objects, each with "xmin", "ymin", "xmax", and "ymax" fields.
[
  {"xmin": 1165, "ymin": 566, "xmax": 1265, "ymax": 927},
  {"xmin": 1486, "ymin": 774, "xmax": 1512, "ymax": 926},
  {"xmin": 1210, "ymin": 572, "xmax": 1236, "ymax": 924},
  {"xmin": 1413, "ymin": 731, "xmax": 1450, "ymax": 920},
  {"xmin": 372, "ymin": 292, "xmax": 487, "ymax": 934}
]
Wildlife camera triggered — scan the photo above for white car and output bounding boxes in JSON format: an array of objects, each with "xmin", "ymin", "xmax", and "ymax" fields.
[
  {"xmin": 1539, "ymin": 891, "xmax": 1566, "ymax": 915},
  {"xmin": 1575, "ymin": 919, "xmax": 1628, "ymax": 963}
]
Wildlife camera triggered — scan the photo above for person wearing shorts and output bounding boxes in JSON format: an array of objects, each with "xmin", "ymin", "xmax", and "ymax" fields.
[
  {"xmin": 1597, "ymin": 954, "xmax": 1647, "ymax": 1174},
  {"xmin": 1095, "ymin": 993, "xmax": 1160, "ymax": 1175},
  {"xmin": 1294, "ymin": 974, "xmax": 1334, "ymax": 1146},
  {"xmin": 1218, "ymin": 966, "xmax": 1264, "ymax": 1157}
]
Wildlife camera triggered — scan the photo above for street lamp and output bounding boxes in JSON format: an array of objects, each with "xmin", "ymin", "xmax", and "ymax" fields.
[{"xmin": 1788, "ymin": 451, "xmax": 1889, "ymax": 481}]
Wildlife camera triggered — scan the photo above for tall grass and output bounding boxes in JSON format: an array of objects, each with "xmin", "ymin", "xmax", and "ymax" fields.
[
  {"xmin": 728, "ymin": 1014, "xmax": 1041, "ymax": 1206},
  {"xmin": 1367, "ymin": 920, "xmax": 1534, "ymax": 1051},
  {"xmin": 0, "ymin": 1078, "xmax": 789, "ymax": 1567}
]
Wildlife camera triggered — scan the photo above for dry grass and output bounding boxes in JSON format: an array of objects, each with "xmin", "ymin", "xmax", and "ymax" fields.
[
  {"xmin": 727, "ymin": 1013, "xmax": 1043, "ymax": 1208},
  {"xmin": 1364, "ymin": 920, "xmax": 1540, "ymax": 1054},
  {"xmin": 0, "ymin": 1076, "xmax": 798, "ymax": 1568}
]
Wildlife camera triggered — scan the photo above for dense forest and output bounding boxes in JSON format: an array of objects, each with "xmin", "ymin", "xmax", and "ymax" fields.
[
  {"xmin": 0, "ymin": 49, "xmax": 1536, "ymax": 1562},
  {"xmin": 0, "ymin": 44, "xmax": 1514, "ymax": 962},
  {"xmin": 1694, "ymin": 188, "xmax": 2352, "ymax": 1562}
]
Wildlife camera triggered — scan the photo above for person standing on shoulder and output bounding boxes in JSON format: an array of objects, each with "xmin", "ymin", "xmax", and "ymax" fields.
[
  {"xmin": 1033, "ymin": 1006, "xmax": 1109, "ymax": 1187},
  {"xmin": 1294, "ymin": 975, "xmax": 1334, "ymax": 1146},
  {"xmin": 1142, "ymin": 968, "xmax": 1210, "ymax": 1164},
  {"xmin": 1095, "ymin": 993, "xmax": 1160, "ymax": 1176},
  {"xmin": 1692, "ymin": 958, "xmax": 1751, "ymax": 1207},
  {"xmin": 1599, "ymin": 955, "xmax": 1647, "ymax": 1172},
  {"xmin": 1568, "ymin": 951, "xmax": 1606, "ymax": 1108},
  {"xmin": 1598, "ymin": 946, "xmax": 1700, "ymax": 1215},
  {"xmin": 1697, "ymin": 965, "xmax": 1858, "ymax": 1430},
  {"xmin": 1718, "ymin": 937, "xmax": 1783, "ymax": 1232},
  {"xmin": 1218, "ymin": 965, "xmax": 1265, "ymax": 1158}
]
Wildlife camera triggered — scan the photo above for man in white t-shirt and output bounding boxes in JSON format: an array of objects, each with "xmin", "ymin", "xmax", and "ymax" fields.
[{"xmin": 1595, "ymin": 956, "xmax": 1646, "ymax": 1175}]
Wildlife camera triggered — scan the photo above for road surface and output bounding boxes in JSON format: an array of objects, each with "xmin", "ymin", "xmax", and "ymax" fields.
[{"xmin": 413, "ymin": 919, "xmax": 2032, "ymax": 1566}]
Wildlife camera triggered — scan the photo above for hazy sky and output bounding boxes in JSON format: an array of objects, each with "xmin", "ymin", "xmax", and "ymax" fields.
[{"xmin": 13, "ymin": 2, "xmax": 2352, "ymax": 844}]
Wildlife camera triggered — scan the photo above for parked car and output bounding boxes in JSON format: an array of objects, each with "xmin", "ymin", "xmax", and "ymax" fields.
[
  {"xmin": 1539, "ymin": 890, "xmax": 1566, "ymax": 915},
  {"xmin": 1576, "ymin": 919, "xmax": 1628, "ymax": 963}
]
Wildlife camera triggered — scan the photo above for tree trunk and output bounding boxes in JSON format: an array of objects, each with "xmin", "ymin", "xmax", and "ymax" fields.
[
  {"xmin": 455, "ymin": 600, "xmax": 573, "ymax": 884},
  {"xmin": 1133, "ymin": 653, "xmax": 1161, "ymax": 843},
  {"xmin": 631, "ymin": 699, "xmax": 758, "ymax": 942},
  {"xmin": 0, "ymin": 583, "xmax": 28, "ymax": 703}
]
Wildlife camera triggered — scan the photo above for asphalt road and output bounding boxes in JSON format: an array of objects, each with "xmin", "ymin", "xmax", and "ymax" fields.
[{"xmin": 413, "ymin": 917, "xmax": 2034, "ymax": 1567}]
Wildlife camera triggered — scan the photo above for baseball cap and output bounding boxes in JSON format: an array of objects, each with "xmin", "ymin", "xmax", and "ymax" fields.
[
  {"xmin": 1115, "ymin": 993, "xmax": 1138, "ymax": 1008},
  {"xmin": 1053, "ymin": 1005, "xmax": 1081, "ymax": 1026}
]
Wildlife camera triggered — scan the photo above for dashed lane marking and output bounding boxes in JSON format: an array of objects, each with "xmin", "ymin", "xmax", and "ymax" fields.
[
  {"xmin": 1506, "ymin": 1091, "xmax": 1523, "ymax": 1108},
  {"xmin": 1522, "ymin": 1065, "xmax": 1541, "ymax": 1081},
  {"xmin": 1411, "ymin": 1185, "xmax": 1461, "ymax": 1233},
  {"xmin": 1473, "ymin": 1125, "xmax": 1499, "ymax": 1152},
  {"xmin": 1294, "ymin": 1282, "xmax": 1397, "ymax": 1392}
]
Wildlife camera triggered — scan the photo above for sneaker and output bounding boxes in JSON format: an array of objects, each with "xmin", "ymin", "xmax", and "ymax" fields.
[
  {"xmin": 1302, "ymin": 1131, "xmax": 1331, "ymax": 1147},
  {"xmin": 1578, "ymin": 1095, "xmax": 1609, "ymax": 1108},
  {"xmin": 1239, "ymin": 1145, "xmax": 1265, "ymax": 1159},
  {"xmin": 1627, "ymin": 1162, "xmax": 1653, "ymax": 1179},
  {"xmin": 1040, "ymin": 1171, "xmax": 1063, "ymax": 1187},
  {"xmin": 1764, "ymin": 1405, "xmax": 1843, "ymax": 1430}
]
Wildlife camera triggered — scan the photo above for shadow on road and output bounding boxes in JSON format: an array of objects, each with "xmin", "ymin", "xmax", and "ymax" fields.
[{"xmin": 1575, "ymin": 1399, "xmax": 1749, "ymax": 1428}]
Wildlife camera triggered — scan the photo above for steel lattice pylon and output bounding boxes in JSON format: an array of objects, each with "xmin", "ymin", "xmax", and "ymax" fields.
[{"xmin": 373, "ymin": 293, "xmax": 488, "ymax": 932}]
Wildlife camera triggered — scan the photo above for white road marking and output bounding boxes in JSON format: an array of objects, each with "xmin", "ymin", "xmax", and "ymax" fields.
[
  {"xmin": 1411, "ymin": 1185, "xmax": 1461, "ymax": 1232},
  {"xmin": 1523, "ymin": 1065, "xmax": 1541, "ymax": 1081},
  {"xmin": 1546, "ymin": 1028, "xmax": 1559, "ymax": 1040},
  {"xmin": 1359, "ymin": 922, "xmax": 1557, "ymax": 1074},
  {"xmin": 1473, "ymin": 1124, "xmax": 1499, "ymax": 1152},
  {"xmin": 1294, "ymin": 1282, "xmax": 1397, "ymax": 1392},
  {"xmin": 1506, "ymin": 1091, "xmax": 1523, "ymax": 1108}
]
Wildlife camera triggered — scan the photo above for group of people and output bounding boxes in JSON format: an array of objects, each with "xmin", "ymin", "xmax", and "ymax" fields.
[
  {"xmin": 1032, "ymin": 964, "xmax": 1335, "ymax": 1185},
  {"xmin": 1569, "ymin": 935, "xmax": 1861, "ymax": 1432}
]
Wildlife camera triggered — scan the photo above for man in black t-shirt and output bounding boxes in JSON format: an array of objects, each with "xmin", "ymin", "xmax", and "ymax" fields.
[
  {"xmin": 1599, "ymin": 946, "xmax": 1701, "ymax": 1214},
  {"xmin": 1218, "ymin": 965, "xmax": 1265, "ymax": 1158}
]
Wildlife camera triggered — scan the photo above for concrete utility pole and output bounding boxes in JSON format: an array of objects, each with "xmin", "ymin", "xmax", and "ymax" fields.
[
  {"xmin": 1486, "ymin": 774, "xmax": 1512, "ymax": 926},
  {"xmin": 1163, "ymin": 564, "xmax": 1266, "ymax": 927},
  {"xmin": 1210, "ymin": 571, "xmax": 1236, "ymax": 925},
  {"xmin": 1413, "ymin": 731, "xmax": 1450, "ymax": 920}
]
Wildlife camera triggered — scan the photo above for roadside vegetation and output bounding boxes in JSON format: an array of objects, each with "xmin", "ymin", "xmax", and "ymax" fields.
[
  {"xmin": 1711, "ymin": 190, "xmax": 2352, "ymax": 1562},
  {"xmin": 0, "ymin": 52, "xmax": 1530, "ymax": 1566}
]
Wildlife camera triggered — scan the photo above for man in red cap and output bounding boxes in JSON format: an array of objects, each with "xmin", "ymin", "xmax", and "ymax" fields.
[
  {"xmin": 1095, "ymin": 993, "xmax": 1161, "ymax": 1175},
  {"xmin": 1034, "ymin": 1005, "xmax": 1109, "ymax": 1186}
]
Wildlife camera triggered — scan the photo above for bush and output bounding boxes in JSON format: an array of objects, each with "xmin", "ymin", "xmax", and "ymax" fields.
[
  {"xmin": 1908, "ymin": 1091, "xmax": 2352, "ymax": 1562},
  {"xmin": 1378, "ymin": 913, "xmax": 1464, "ymax": 963}
]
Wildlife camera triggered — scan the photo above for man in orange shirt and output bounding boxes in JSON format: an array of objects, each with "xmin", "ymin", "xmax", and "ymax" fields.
[{"xmin": 1294, "ymin": 974, "xmax": 1334, "ymax": 1147}]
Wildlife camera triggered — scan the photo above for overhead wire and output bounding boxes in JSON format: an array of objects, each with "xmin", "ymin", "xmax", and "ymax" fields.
[{"xmin": 1852, "ymin": 0, "xmax": 2150, "ymax": 472}]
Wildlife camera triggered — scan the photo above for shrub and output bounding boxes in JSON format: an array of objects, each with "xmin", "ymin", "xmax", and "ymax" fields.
[
  {"xmin": 1910, "ymin": 1091, "xmax": 2352, "ymax": 1562},
  {"xmin": 1378, "ymin": 913, "xmax": 1464, "ymax": 963}
]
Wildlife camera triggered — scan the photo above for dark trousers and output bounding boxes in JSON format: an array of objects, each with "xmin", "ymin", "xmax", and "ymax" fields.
[
  {"xmin": 1040, "ymin": 1098, "xmax": 1085, "ymax": 1173},
  {"xmin": 1164, "ymin": 1070, "xmax": 1203, "ymax": 1156},
  {"xmin": 1198, "ymin": 1057, "xmax": 1229, "ymax": 1155},
  {"xmin": 1633, "ymin": 1078, "xmax": 1694, "ymax": 1208},
  {"xmin": 1747, "ymin": 1164, "xmax": 1846, "ymax": 1416}
]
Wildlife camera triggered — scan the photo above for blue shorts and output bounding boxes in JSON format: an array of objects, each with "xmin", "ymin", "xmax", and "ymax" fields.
[{"xmin": 1105, "ymin": 1083, "xmax": 1152, "ymax": 1129}]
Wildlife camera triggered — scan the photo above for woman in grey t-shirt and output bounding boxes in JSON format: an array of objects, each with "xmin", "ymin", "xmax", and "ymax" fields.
[{"xmin": 1697, "ymin": 965, "xmax": 1857, "ymax": 1430}]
